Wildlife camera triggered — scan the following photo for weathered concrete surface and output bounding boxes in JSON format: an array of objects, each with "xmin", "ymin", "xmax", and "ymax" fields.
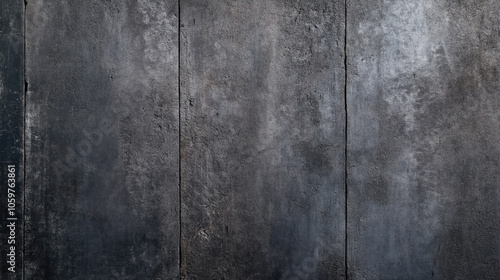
[
  {"xmin": 348, "ymin": 1, "xmax": 500, "ymax": 278},
  {"xmin": 180, "ymin": 0, "xmax": 345, "ymax": 278},
  {"xmin": 0, "ymin": 0, "xmax": 24, "ymax": 279},
  {"xmin": 25, "ymin": 0, "xmax": 179, "ymax": 278}
]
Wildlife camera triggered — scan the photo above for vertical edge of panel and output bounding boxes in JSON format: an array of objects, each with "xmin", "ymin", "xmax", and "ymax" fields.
[{"xmin": 0, "ymin": 0, "xmax": 24, "ymax": 279}]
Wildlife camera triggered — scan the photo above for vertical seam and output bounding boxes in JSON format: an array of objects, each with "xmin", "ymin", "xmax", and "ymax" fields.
[
  {"xmin": 344, "ymin": 0, "xmax": 349, "ymax": 279},
  {"xmin": 23, "ymin": 1, "xmax": 28, "ymax": 279},
  {"xmin": 178, "ymin": 0, "xmax": 182, "ymax": 279}
]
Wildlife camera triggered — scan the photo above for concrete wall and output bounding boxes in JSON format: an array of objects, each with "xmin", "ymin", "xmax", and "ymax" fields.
[
  {"xmin": 347, "ymin": 1, "xmax": 500, "ymax": 279},
  {"xmin": 1, "ymin": 0, "xmax": 499, "ymax": 279},
  {"xmin": 25, "ymin": 0, "xmax": 179, "ymax": 278},
  {"xmin": 180, "ymin": 1, "xmax": 345, "ymax": 278}
]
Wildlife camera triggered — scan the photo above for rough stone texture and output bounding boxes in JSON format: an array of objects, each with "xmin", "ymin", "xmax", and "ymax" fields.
[
  {"xmin": 180, "ymin": 0, "xmax": 345, "ymax": 279},
  {"xmin": 0, "ymin": 0, "xmax": 24, "ymax": 279},
  {"xmin": 348, "ymin": 1, "xmax": 500, "ymax": 279},
  {"xmin": 4, "ymin": 0, "xmax": 500, "ymax": 278},
  {"xmin": 25, "ymin": 0, "xmax": 179, "ymax": 278}
]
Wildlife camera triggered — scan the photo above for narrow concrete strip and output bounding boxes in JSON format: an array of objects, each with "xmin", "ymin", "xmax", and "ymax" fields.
[{"xmin": 0, "ymin": 0, "xmax": 24, "ymax": 279}]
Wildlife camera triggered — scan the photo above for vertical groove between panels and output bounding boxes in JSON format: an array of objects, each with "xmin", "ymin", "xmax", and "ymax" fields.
[
  {"xmin": 23, "ymin": 1, "xmax": 27, "ymax": 279},
  {"xmin": 178, "ymin": 0, "xmax": 182, "ymax": 279},
  {"xmin": 344, "ymin": 0, "xmax": 349, "ymax": 279}
]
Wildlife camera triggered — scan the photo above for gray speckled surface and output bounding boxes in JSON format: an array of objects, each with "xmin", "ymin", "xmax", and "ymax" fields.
[
  {"xmin": 348, "ymin": 1, "xmax": 500, "ymax": 279},
  {"xmin": 180, "ymin": 1, "xmax": 345, "ymax": 279},
  {"xmin": 6, "ymin": 0, "xmax": 500, "ymax": 279},
  {"xmin": 25, "ymin": 0, "xmax": 179, "ymax": 278}
]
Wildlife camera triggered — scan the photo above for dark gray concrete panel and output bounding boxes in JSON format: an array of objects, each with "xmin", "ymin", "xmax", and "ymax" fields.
[
  {"xmin": 0, "ymin": 1, "xmax": 24, "ymax": 279},
  {"xmin": 0, "ymin": 0, "xmax": 23, "ymax": 34},
  {"xmin": 181, "ymin": 0, "xmax": 345, "ymax": 278},
  {"xmin": 25, "ymin": 0, "xmax": 179, "ymax": 278},
  {"xmin": 348, "ymin": 1, "xmax": 500, "ymax": 279}
]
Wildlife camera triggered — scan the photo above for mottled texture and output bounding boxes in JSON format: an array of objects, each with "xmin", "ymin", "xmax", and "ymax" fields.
[
  {"xmin": 0, "ymin": 0, "xmax": 24, "ymax": 279},
  {"xmin": 25, "ymin": 0, "xmax": 179, "ymax": 278},
  {"xmin": 348, "ymin": 0, "xmax": 500, "ymax": 279},
  {"xmin": 5, "ymin": 0, "xmax": 500, "ymax": 278},
  {"xmin": 180, "ymin": 0, "xmax": 346, "ymax": 279}
]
